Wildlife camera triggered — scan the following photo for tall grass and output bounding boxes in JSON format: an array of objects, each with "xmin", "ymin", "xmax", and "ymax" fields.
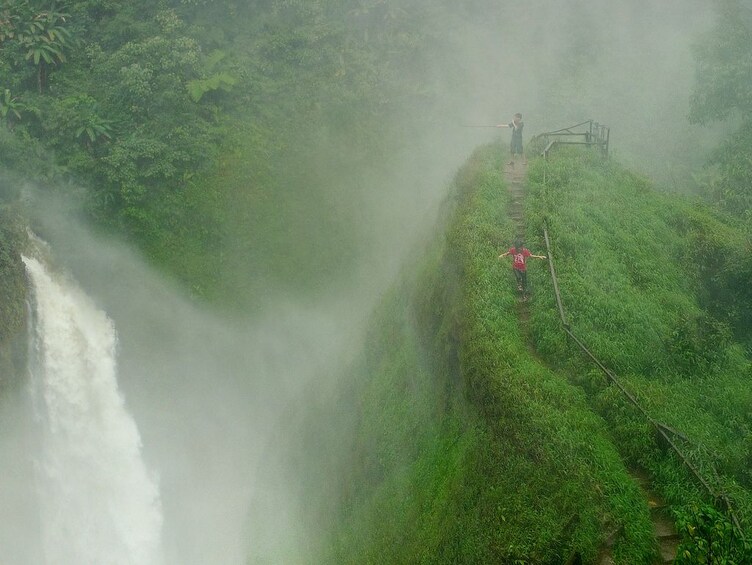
[
  {"xmin": 525, "ymin": 148, "xmax": 752, "ymax": 543},
  {"xmin": 323, "ymin": 144, "xmax": 655, "ymax": 564}
]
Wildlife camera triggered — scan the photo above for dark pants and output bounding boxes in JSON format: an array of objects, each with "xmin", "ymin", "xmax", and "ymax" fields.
[
  {"xmin": 514, "ymin": 268, "xmax": 527, "ymax": 290},
  {"xmin": 511, "ymin": 137, "xmax": 523, "ymax": 155}
]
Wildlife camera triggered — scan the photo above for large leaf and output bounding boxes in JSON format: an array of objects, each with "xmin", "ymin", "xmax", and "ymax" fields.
[{"xmin": 187, "ymin": 72, "xmax": 237, "ymax": 102}]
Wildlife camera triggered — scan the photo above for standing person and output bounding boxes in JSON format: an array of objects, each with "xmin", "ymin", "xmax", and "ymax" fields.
[
  {"xmin": 498, "ymin": 238, "xmax": 546, "ymax": 297},
  {"xmin": 497, "ymin": 113, "xmax": 525, "ymax": 166}
]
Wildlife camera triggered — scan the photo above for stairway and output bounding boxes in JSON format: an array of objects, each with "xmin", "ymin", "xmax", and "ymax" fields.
[
  {"xmin": 633, "ymin": 470, "xmax": 681, "ymax": 564},
  {"xmin": 505, "ymin": 161, "xmax": 526, "ymax": 238},
  {"xmin": 502, "ymin": 159, "xmax": 681, "ymax": 564}
]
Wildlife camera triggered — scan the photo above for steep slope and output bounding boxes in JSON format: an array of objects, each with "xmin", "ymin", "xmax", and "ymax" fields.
[
  {"xmin": 318, "ymin": 144, "xmax": 657, "ymax": 564},
  {"xmin": 524, "ymin": 148, "xmax": 752, "ymax": 561},
  {"xmin": 0, "ymin": 206, "xmax": 27, "ymax": 392},
  {"xmin": 502, "ymin": 155, "xmax": 681, "ymax": 564}
]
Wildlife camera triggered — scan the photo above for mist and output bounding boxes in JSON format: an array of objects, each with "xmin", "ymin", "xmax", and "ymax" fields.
[
  {"xmin": 0, "ymin": 1, "xmax": 729, "ymax": 563},
  {"xmin": 305, "ymin": 0, "xmax": 721, "ymax": 297},
  {"xmin": 362, "ymin": 0, "xmax": 719, "ymax": 198},
  {"xmin": 0, "ymin": 199, "xmax": 371, "ymax": 564}
]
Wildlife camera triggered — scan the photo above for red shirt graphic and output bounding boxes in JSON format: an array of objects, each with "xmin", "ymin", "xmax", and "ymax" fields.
[{"xmin": 509, "ymin": 247, "xmax": 531, "ymax": 271}]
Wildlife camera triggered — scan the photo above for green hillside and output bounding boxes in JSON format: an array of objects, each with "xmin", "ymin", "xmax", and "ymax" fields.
[
  {"xmin": 320, "ymin": 144, "xmax": 752, "ymax": 563},
  {"xmin": 525, "ymin": 148, "xmax": 752, "ymax": 559},
  {"xmin": 1, "ymin": 2, "xmax": 751, "ymax": 563}
]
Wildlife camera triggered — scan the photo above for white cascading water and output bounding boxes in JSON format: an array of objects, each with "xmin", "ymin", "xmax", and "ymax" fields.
[{"xmin": 22, "ymin": 254, "xmax": 164, "ymax": 565}]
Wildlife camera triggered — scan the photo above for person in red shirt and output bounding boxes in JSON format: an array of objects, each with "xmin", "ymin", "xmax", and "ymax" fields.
[{"xmin": 498, "ymin": 238, "xmax": 546, "ymax": 294}]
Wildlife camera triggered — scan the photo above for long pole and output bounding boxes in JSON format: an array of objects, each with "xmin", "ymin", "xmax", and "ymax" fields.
[{"xmin": 542, "ymin": 223, "xmax": 568, "ymax": 329}]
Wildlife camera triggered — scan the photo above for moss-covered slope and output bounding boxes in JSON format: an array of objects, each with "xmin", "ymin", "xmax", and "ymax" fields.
[
  {"xmin": 323, "ymin": 145, "xmax": 657, "ymax": 564},
  {"xmin": 524, "ymin": 148, "xmax": 752, "ymax": 558},
  {"xmin": 0, "ymin": 203, "xmax": 28, "ymax": 393}
]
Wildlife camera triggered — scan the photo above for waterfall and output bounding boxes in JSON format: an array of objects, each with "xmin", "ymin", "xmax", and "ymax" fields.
[{"xmin": 22, "ymin": 254, "xmax": 164, "ymax": 565}]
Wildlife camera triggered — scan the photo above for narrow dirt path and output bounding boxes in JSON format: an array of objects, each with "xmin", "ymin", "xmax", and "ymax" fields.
[
  {"xmin": 502, "ymin": 159, "xmax": 680, "ymax": 564},
  {"xmin": 632, "ymin": 470, "xmax": 681, "ymax": 564},
  {"xmin": 503, "ymin": 160, "xmax": 532, "ymax": 333},
  {"xmin": 505, "ymin": 161, "xmax": 526, "ymax": 239}
]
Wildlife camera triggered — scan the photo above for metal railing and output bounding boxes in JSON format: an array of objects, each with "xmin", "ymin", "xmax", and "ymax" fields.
[
  {"xmin": 541, "ymin": 221, "xmax": 745, "ymax": 539},
  {"xmin": 531, "ymin": 120, "xmax": 610, "ymax": 158}
]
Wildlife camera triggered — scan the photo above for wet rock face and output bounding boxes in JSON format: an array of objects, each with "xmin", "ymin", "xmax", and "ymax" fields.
[
  {"xmin": 0, "ymin": 215, "xmax": 28, "ymax": 393},
  {"xmin": 0, "ymin": 318, "xmax": 28, "ymax": 394}
]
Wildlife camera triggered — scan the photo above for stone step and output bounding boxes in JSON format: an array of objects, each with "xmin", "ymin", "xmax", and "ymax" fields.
[{"xmin": 658, "ymin": 535, "xmax": 678, "ymax": 563}]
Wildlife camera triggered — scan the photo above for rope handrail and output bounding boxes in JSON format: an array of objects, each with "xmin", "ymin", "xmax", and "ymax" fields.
[{"xmin": 541, "ymin": 220, "xmax": 745, "ymax": 538}]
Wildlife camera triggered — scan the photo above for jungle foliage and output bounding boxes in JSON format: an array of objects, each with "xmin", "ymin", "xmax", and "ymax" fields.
[
  {"xmin": 690, "ymin": 0, "xmax": 752, "ymax": 221},
  {"xmin": 0, "ymin": 201, "xmax": 27, "ymax": 392},
  {"xmin": 0, "ymin": 0, "xmax": 460, "ymax": 301},
  {"xmin": 2, "ymin": 0, "xmax": 578, "ymax": 308}
]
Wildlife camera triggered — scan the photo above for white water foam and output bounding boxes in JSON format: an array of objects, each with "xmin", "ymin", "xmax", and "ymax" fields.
[{"xmin": 23, "ymin": 255, "xmax": 164, "ymax": 565}]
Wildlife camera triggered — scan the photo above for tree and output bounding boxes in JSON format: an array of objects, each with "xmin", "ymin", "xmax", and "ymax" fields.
[
  {"xmin": 46, "ymin": 94, "xmax": 113, "ymax": 146},
  {"xmin": 0, "ymin": 1, "xmax": 74, "ymax": 93},
  {"xmin": 186, "ymin": 50, "xmax": 236, "ymax": 103},
  {"xmin": 689, "ymin": 0, "xmax": 752, "ymax": 217},
  {"xmin": 0, "ymin": 88, "xmax": 24, "ymax": 129},
  {"xmin": 690, "ymin": 0, "xmax": 752, "ymax": 124}
]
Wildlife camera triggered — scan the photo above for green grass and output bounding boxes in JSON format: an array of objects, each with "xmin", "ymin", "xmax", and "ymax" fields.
[
  {"xmin": 322, "ymin": 144, "xmax": 656, "ymax": 564},
  {"xmin": 524, "ymin": 148, "xmax": 752, "ymax": 549}
]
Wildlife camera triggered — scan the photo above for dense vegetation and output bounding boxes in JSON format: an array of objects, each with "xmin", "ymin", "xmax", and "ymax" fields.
[
  {"xmin": 311, "ymin": 145, "xmax": 661, "ymax": 564},
  {"xmin": 0, "ymin": 0, "xmax": 456, "ymax": 306},
  {"xmin": 0, "ymin": 201, "xmax": 26, "ymax": 392},
  {"xmin": 1, "ymin": 0, "xmax": 751, "ymax": 563},
  {"xmin": 525, "ymin": 147, "xmax": 752, "ymax": 561},
  {"xmin": 0, "ymin": 0, "xmax": 724, "ymax": 307},
  {"xmin": 690, "ymin": 0, "xmax": 752, "ymax": 221},
  {"xmin": 312, "ymin": 141, "xmax": 752, "ymax": 563}
]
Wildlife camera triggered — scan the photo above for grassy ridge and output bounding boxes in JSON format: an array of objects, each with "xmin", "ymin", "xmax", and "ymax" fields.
[
  {"xmin": 524, "ymin": 149, "xmax": 752, "ymax": 552},
  {"xmin": 325, "ymin": 144, "xmax": 655, "ymax": 564}
]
